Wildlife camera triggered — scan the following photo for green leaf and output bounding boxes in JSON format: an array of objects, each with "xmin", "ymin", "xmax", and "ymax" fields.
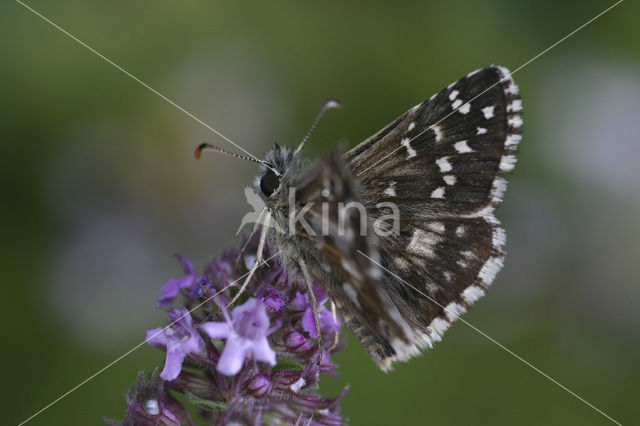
[
  {"xmin": 272, "ymin": 358, "xmax": 304, "ymax": 371},
  {"xmin": 184, "ymin": 391, "xmax": 227, "ymax": 412}
]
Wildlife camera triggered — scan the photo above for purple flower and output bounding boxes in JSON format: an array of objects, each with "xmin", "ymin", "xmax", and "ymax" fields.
[
  {"xmin": 262, "ymin": 287, "xmax": 285, "ymax": 312},
  {"xmin": 200, "ymin": 298, "xmax": 277, "ymax": 376},
  {"xmin": 157, "ymin": 255, "xmax": 200, "ymax": 308},
  {"xmin": 146, "ymin": 308, "xmax": 204, "ymax": 381},
  {"xmin": 113, "ymin": 238, "xmax": 347, "ymax": 425},
  {"xmin": 291, "ymin": 290, "xmax": 340, "ymax": 339}
]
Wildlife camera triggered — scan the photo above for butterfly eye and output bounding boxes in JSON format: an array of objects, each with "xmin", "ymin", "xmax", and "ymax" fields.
[{"xmin": 260, "ymin": 169, "xmax": 280, "ymax": 197}]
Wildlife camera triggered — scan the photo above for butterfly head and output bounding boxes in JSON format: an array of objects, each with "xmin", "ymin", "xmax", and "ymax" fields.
[
  {"xmin": 254, "ymin": 99, "xmax": 342, "ymax": 203},
  {"xmin": 254, "ymin": 143, "xmax": 308, "ymax": 203}
]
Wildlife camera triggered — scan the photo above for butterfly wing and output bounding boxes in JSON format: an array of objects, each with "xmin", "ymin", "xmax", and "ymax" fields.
[
  {"xmin": 344, "ymin": 66, "xmax": 522, "ymax": 365},
  {"xmin": 285, "ymin": 150, "xmax": 419, "ymax": 368}
]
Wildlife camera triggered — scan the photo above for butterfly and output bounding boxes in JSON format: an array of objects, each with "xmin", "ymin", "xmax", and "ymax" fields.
[{"xmin": 197, "ymin": 65, "xmax": 522, "ymax": 370}]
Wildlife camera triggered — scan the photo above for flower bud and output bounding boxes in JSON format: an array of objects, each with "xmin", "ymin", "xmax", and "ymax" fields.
[
  {"xmin": 285, "ymin": 331, "xmax": 312, "ymax": 353},
  {"xmin": 247, "ymin": 375, "xmax": 272, "ymax": 399}
]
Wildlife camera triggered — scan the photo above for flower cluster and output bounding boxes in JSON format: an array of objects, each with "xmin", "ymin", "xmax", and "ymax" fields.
[{"xmin": 107, "ymin": 236, "xmax": 347, "ymax": 425}]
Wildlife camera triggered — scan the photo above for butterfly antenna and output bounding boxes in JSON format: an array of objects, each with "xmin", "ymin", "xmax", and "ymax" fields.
[
  {"xmin": 195, "ymin": 143, "xmax": 280, "ymax": 176},
  {"xmin": 195, "ymin": 143, "xmax": 261, "ymax": 162},
  {"xmin": 295, "ymin": 99, "xmax": 343, "ymax": 155}
]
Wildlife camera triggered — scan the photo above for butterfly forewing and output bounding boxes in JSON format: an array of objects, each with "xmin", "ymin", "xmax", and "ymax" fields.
[{"xmin": 344, "ymin": 66, "xmax": 521, "ymax": 364}]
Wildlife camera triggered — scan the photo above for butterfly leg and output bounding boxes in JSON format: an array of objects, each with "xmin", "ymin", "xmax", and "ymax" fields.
[
  {"xmin": 227, "ymin": 212, "xmax": 270, "ymax": 307},
  {"xmin": 328, "ymin": 300, "xmax": 340, "ymax": 352},
  {"xmin": 298, "ymin": 258, "xmax": 323, "ymax": 353},
  {"xmin": 234, "ymin": 207, "xmax": 267, "ymax": 268}
]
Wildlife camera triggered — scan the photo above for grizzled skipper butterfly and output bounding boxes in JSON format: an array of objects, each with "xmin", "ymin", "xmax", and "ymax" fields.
[{"xmin": 196, "ymin": 66, "xmax": 522, "ymax": 370}]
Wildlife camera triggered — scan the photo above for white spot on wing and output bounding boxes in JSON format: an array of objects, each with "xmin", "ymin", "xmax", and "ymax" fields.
[
  {"xmin": 507, "ymin": 99, "xmax": 522, "ymax": 112},
  {"xmin": 454, "ymin": 140, "xmax": 473, "ymax": 153},
  {"xmin": 461, "ymin": 250, "xmax": 475, "ymax": 259},
  {"xmin": 492, "ymin": 226, "xmax": 506, "ymax": 250},
  {"xmin": 432, "ymin": 125, "xmax": 443, "ymax": 142},
  {"xmin": 342, "ymin": 282, "xmax": 361, "ymax": 309},
  {"xmin": 394, "ymin": 257, "xmax": 411, "ymax": 271},
  {"xmin": 476, "ymin": 127, "xmax": 487, "ymax": 135},
  {"xmin": 482, "ymin": 105, "xmax": 495, "ymax": 119},
  {"xmin": 431, "ymin": 187, "xmax": 445, "ymax": 199},
  {"xmin": 490, "ymin": 176, "xmax": 508, "ymax": 203},
  {"xmin": 448, "ymin": 90, "xmax": 459, "ymax": 101},
  {"xmin": 462, "ymin": 285, "xmax": 485, "ymax": 304},
  {"xmin": 427, "ymin": 222, "xmax": 445, "ymax": 233},
  {"xmin": 443, "ymin": 175, "xmax": 456, "ymax": 185},
  {"xmin": 478, "ymin": 256, "xmax": 504, "ymax": 285},
  {"xmin": 505, "ymin": 134, "xmax": 521, "ymax": 147},
  {"xmin": 401, "ymin": 137, "xmax": 417, "ymax": 158},
  {"xmin": 436, "ymin": 156, "xmax": 452, "ymax": 172},
  {"xmin": 427, "ymin": 317, "xmax": 450, "ymax": 342},
  {"xmin": 444, "ymin": 303, "xmax": 467, "ymax": 321},
  {"xmin": 508, "ymin": 116, "xmax": 523, "ymax": 128},
  {"xmin": 505, "ymin": 83, "xmax": 519, "ymax": 95},
  {"xmin": 458, "ymin": 102, "xmax": 471, "ymax": 114},
  {"xmin": 415, "ymin": 332, "xmax": 434, "ymax": 349},
  {"xmin": 407, "ymin": 229, "xmax": 442, "ymax": 258},
  {"xmin": 499, "ymin": 155, "xmax": 517, "ymax": 172},
  {"xmin": 496, "ymin": 65, "xmax": 519, "ymax": 95},
  {"xmin": 451, "ymin": 99, "xmax": 462, "ymax": 109},
  {"xmin": 455, "ymin": 225, "xmax": 465, "ymax": 237},
  {"xmin": 407, "ymin": 122, "xmax": 415, "ymax": 132},
  {"xmin": 383, "ymin": 181, "xmax": 396, "ymax": 197}
]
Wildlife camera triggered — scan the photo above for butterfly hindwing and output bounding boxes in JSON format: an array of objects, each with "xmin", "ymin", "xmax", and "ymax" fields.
[{"xmin": 284, "ymin": 151, "xmax": 418, "ymax": 367}]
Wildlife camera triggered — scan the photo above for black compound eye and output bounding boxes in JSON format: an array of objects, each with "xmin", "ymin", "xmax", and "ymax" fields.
[{"xmin": 260, "ymin": 170, "xmax": 279, "ymax": 197}]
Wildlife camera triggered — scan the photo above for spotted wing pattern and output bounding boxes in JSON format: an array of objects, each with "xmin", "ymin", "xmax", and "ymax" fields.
[{"xmin": 344, "ymin": 66, "xmax": 522, "ymax": 367}]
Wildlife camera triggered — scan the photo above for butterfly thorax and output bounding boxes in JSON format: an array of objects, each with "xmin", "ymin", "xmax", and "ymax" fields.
[{"xmin": 252, "ymin": 145, "xmax": 315, "ymax": 274}]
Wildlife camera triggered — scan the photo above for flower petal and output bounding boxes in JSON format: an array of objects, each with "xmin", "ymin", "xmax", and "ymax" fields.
[
  {"xmin": 302, "ymin": 308, "xmax": 318, "ymax": 338},
  {"xmin": 320, "ymin": 309, "xmax": 339, "ymax": 331},
  {"xmin": 200, "ymin": 322, "xmax": 231, "ymax": 339},
  {"xmin": 302, "ymin": 307, "xmax": 339, "ymax": 338},
  {"xmin": 216, "ymin": 336, "xmax": 251, "ymax": 376},
  {"xmin": 289, "ymin": 291, "xmax": 308, "ymax": 312},
  {"xmin": 145, "ymin": 327, "xmax": 169, "ymax": 346},
  {"xmin": 184, "ymin": 333, "xmax": 204, "ymax": 355},
  {"xmin": 262, "ymin": 288, "xmax": 284, "ymax": 312},
  {"xmin": 160, "ymin": 348, "xmax": 186, "ymax": 381},
  {"xmin": 175, "ymin": 254, "xmax": 195, "ymax": 275},
  {"xmin": 157, "ymin": 278, "xmax": 181, "ymax": 308},
  {"xmin": 251, "ymin": 336, "xmax": 276, "ymax": 366}
]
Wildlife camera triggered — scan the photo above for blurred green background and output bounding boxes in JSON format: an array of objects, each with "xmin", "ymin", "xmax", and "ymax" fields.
[{"xmin": 2, "ymin": 0, "xmax": 639, "ymax": 424}]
